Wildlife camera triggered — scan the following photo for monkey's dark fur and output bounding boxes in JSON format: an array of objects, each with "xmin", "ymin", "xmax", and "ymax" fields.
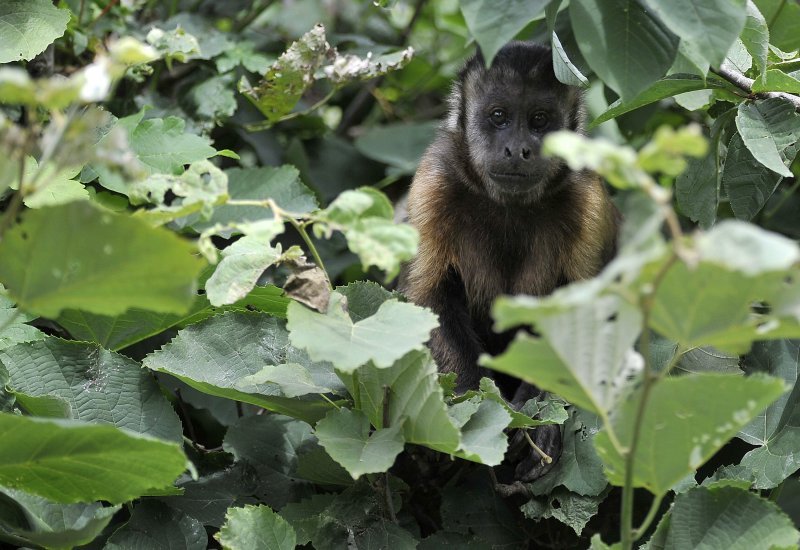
[{"xmin": 400, "ymin": 42, "xmax": 619, "ymax": 480}]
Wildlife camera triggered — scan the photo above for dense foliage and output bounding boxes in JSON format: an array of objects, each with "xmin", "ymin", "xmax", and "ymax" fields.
[{"xmin": 1, "ymin": 0, "xmax": 800, "ymax": 548}]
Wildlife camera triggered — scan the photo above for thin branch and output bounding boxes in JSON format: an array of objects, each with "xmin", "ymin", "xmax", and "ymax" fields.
[
  {"xmin": 711, "ymin": 66, "xmax": 800, "ymax": 111},
  {"xmin": 523, "ymin": 429, "xmax": 553, "ymax": 464}
]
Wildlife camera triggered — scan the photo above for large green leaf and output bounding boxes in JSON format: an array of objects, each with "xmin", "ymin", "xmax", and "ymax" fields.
[
  {"xmin": 0, "ymin": 488, "xmax": 120, "ymax": 550},
  {"xmin": 105, "ymin": 501, "xmax": 206, "ymax": 550},
  {"xmin": 594, "ymin": 373, "xmax": 786, "ymax": 495},
  {"xmin": 344, "ymin": 350, "xmax": 462, "ymax": 455},
  {"xmin": 664, "ymin": 485, "xmax": 799, "ymax": 549},
  {"xmin": 1, "ymin": 338, "xmax": 182, "ymax": 442},
  {"xmin": 741, "ymin": 1, "xmax": 770, "ymax": 76},
  {"xmin": 353, "ymin": 121, "xmax": 438, "ymax": 175},
  {"xmin": 570, "ymin": 0, "xmax": 679, "ymax": 101},
  {"xmin": 735, "ymin": 98, "xmax": 800, "ymax": 177},
  {"xmin": 216, "ymin": 505, "xmax": 296, "ymax": 550},
  {"xmin": 459, "ymin": 0, "xmax": 549, "ymax": 66},
  {"xmin": 641, "ymin": 0, "xmax": 746, "ymax": 69},
  {"xmin": 143, "ymin": 312, "xmax": 334, "ymax": 423},
  {"xmin": 483, "ymin": 295, "xmax": 642, "ymax": 416},
  {"xmin": 0, "ymin": 0, "xmax": 69, "ymax": 63},
  {"xmin": 738, "ymin": 340, "xmax": 800, "ymax": 489},
  {"xmin": 0, "ymin": 414, "xmax": 186, "ymax": 504},
  {"xmin": 650, "ymin": 221, "xmax": 800, "ymax": 353},
  {"xmin": 287, "ymin": 293, "xmax": 437, "ymax": 374},
  {"xmin": 675, "ymin": 149, "xmax": 719, "ymax": 228},
  {"xmin": 315, "ymin": 408, "xmax": 405, "ymax": 479},
  {"xmin": 0, "ymin": 201, "xmax": 204, "ymax": 318}
]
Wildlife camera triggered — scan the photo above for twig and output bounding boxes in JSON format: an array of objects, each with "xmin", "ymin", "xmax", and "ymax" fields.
[
  {"xmin": 233, "ymin": 0, "xmax": 276, "ymax": 32},
  {"xmin": 289, "ymin": 219, "xmax": 333, "ymax": 290},
  {"xmin": 381, "ymin": 385, "xmax": 398, "ymax": 523},
  {"xmin": 523, "ymin": 430, "xmax": 553, "ymax": 464},
  {"xmin": 711, "ymin": 66, "xmax": 800, "ymax": 111}
]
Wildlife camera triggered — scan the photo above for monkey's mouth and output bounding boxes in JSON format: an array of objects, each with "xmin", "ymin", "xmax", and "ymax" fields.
[{"xmin": 489, "ymin": 171, "xmax": 536, "ymax": 188}]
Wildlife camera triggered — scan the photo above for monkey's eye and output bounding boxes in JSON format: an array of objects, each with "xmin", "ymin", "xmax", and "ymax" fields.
[
  {"xmin": 531, "ymin": 111, "xmax": 549, "ymax": 131},
  {"xmin": 489, "ymin": 108, "xmax": 509, "ymax": 127}
]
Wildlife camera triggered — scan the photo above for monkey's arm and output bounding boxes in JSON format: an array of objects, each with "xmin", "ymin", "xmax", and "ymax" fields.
[{"xmin": 423, "ymin": 267, "xmax": 485, "ymax": 392}]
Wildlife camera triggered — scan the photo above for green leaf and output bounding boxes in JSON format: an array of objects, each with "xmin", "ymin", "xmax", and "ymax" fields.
[
  {"xmin": 105, "ymin": 501, "xmax": 206, "ymax": 550},
  {"xmin": 521, "ymin": 488, "xmax": 606, "ymax": 535},
  {"xmin": 215, "ymin": 40, "xmax": 272, "ymax": 73},
  {"xmin": 345, "ymin": 350, "xmax": 462, "ymax": 455},
  {"xmin": 354, "ymin": 121, "xmax": 438, "ymax": 175},
  {"xmin": 483, "ymin": 295, "xmax": 642, "ymax": 416},
  {"xmin": 570, "ymin": 0, "xmax": 679, "ymax": 101},
  {"xmin": 456, "ymin": 399, "xmax": 511, "ymax": 465},
  {"xmin": 0, "ymin": 0, "xmax": 70, "ymax": 63},
  {"xmin": 742, "ymin": 1, "xmax": 770, "ymax": 76},
  {"xmin": 641, "ymin": 0, "xmax": 746, "ymax": 69},
  {"xmin": 459, "ymin": 0, "xmax": 549, "ymax": 66},
  {"xmin": 650, "ymin": 221, "xmax": 800, "ymax": 352},
  {"xmin": 56, "ymin": 298, "xmax": 212, "ymax": 351},
  {"xmin": 287, "ymin": 293, "xmax": 437, "ymax": 373},
  {"xmin": 239, "ymin": 24, "xmax": 330, "ymax": 125},
  {"xmin": 752, "ymin": 69, "xmax": 800, "ymax": 93},
  {"xmin": 528, "ymin": 408, "xmax": 608, "ymax": 497},
  {"xmin": 664, "ymin": 485, "xmax": 799, "ymax": 549},
  {"xmin": 0, "ymin": 201, "xmax": 205, "ymax": 318},
  {"xmin": 122, "ymin": 114, "xmax": 217, "ymax": 177},
  {"xmin": 205, "ymin": 222, "xmax": 286, "ymax": 307},
  {"xmin": 222, "ymin": 415, "xmax": 314, "ymax": 509},
  {"xmin": 0, "ymin": 413, "xmax": 186, "ymax": 504},
  {"xmin": 1, "ymin": 338, "xmax": 183, "ymax": 442},
  {"xmin": 676, "ymin": 149, "xmax": 719, "ymax": 228},
  {"xmin": 0, "ymin": 293, "xmax": 44, "ymax": 352},
  {"xmin": 315, "ymin": 408, "xmax": 405, "ymax": 479},
  {"xmin": 313, "ymin": 187, "xmax": 418, "ymax": 279},
  {"xmin": 188, "ymin": 166, "xmax": 317, "ymax": 233},
  {"xmin": 295, "ymin": 447, "xmax": 354, "ymax": 487},
  {"xmin": 546, "ymin": 0, "xmax": 589, "ymax": 87},
  {"xmin": 0, "ymin": 488, "xmax": 120, "ymax": 550},
  {"xmin": 592, "ymin": 74, "xmax": 727, "ymax": 126},
  {"xmin": 241, "ymin": 363, "xmax": 333, "ymax": 398},
  {"xmin": 594, "ymin": 373, "xmax": 786, "ymax": 495},
  {"xmin": 188, "ymin": 75, "xmax": 237, "ymax": 121},
  {"xmin": 216, "ymin": 505, "xmax": 296, "ymax": 550},
  {"xmin": 738, "ymin": 340, "xmax": 800, "ymax": 489},
  {"xmin": 142, "ymin": 312, "xmax": 334, "ymax": 424},
  {"xmin": 735, "ymin": 98, "xmax": 800, "ymax": 177},
  {"xmin": 722, "ymin": 132, "xmax": 783, "ymax": 220}
]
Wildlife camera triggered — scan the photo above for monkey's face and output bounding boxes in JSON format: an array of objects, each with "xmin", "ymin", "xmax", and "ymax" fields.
[{"xmin": 457, "ymin": 54, "xmax": 582, "ymax": 205}]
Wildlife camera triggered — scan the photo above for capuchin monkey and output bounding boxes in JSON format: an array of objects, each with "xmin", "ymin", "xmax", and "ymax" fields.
[{"xmin": 399, "ymin": 42, "xmax": 619, "ymax": 481}]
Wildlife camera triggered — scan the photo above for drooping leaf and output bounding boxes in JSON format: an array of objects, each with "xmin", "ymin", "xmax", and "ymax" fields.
[
  {"xmin": 0, "ymin": 0, "xmax": 70, "ymax": 63},
  {"xmin": 676, "ymin": 149, "xmax": 719, "ymax": 228},
  {"xmin": 0, "ymin": 488, "xmax": 120, "ymax": 550},
  {"xmin": 216, "ymin": 505, "xmax": 296, "ymax": 550},
  {"xmin": 741, "ymin": 1, "xmax": 770, "ymax": 76},
  {"xmin": 546, "ymin": 0, "xmax": 589, "ymax": 87},
  {"xmin": 287, "ymin": 293, "xmax": 437, "ymax": 373},
  {"xmin": 1, "ymin": 338, "xmax": 183, "ymax": 442},
  {"xmin": 722, "ymin": 132, "xmax": 783, "ymax": 220},
  {"xmin": 570, "ymin": 0, "xmax": 679, "ymax": 101},
  {"xmin": 735, "ymin": 97, "xmax": 800, "ymax": 177},
  {"xmin": 641, "ymin": 0, "xmax": 746, "ymax": 69},
  {"xmin": 594, "ymin": 373, "xmax": 786, "ymax": 495},
  {"xmin": 521, "ymin": 488, "xmax": 607, "ymax": 535},
  {"xmin": 455, "ymin": 399, "xmax": 511, "ymax": 465},
  {"xmin": 663, "ymin": 485, "xmax": 799, "ymax": 549},
  {"xmin": 0, "ymin": 201, "xmax": 205, "ymax": 318},
  {"xmin": 738, "ymin": 340, "xmax": 800, "ymax": 489},
  {"xmin": 0, "ymin": 414, "xmax": 186, "ymax": 504},
  {"xmin": 459, "ymin": 0, "xmax": 549, "ymax": 66},
  {"xmin": 315, "ymin": 408, "xmax": 405, "ymax": 479},
  {"xmin": 105, "ymin": 501, "xmax": 207, "ymax": 550},
  {"xmin": 143, "ymin": 312, "xmax": 335, "ymax": 423}
]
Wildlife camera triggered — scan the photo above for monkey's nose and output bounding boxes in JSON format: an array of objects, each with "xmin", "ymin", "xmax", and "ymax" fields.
[
  {"xmin": 521, "ymin": 147, "xmax": 531, "ymax": 160},
  {"xmin": 504, "ymin": 147, "xmax": 512, "ymax": 158}
]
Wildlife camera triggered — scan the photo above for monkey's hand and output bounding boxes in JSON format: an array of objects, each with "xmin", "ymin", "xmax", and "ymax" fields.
[{"xmin": 507, "ymin": 424, "xmax": 562, "ymax": 482}]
